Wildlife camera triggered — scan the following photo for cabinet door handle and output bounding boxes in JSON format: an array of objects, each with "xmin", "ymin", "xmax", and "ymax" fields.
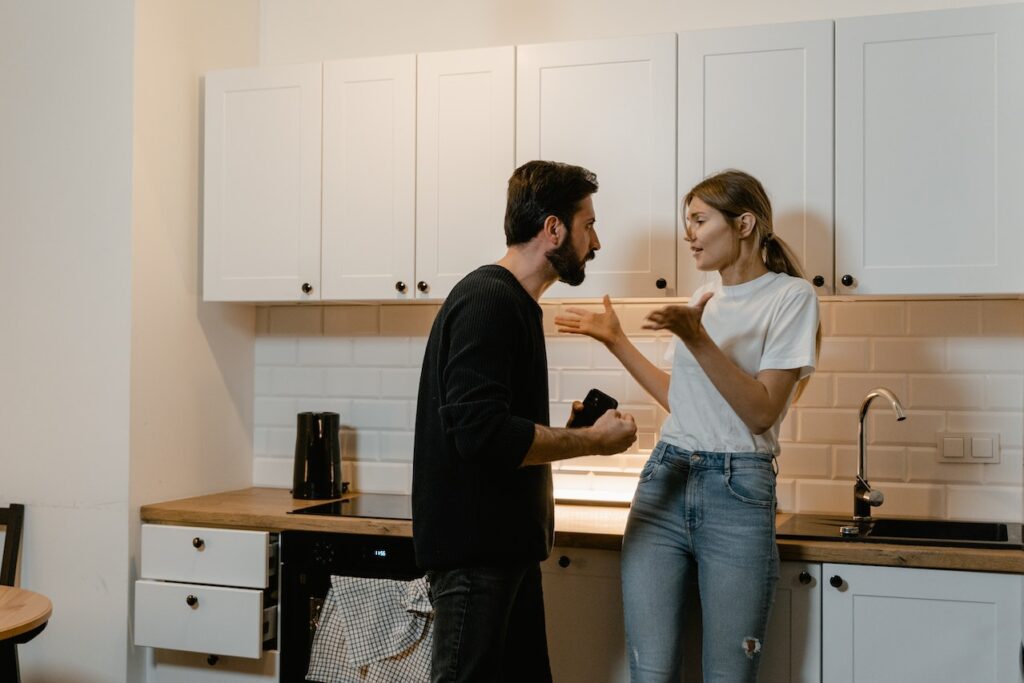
[
  {"xmin": 812, "ymin": 275, "xmax": 825, "ymax": 287},
  {"xmin": 829, "ymin": 575, "xmax": 844, "ymax": 589},
  {"xmin": 798, "ymin": 571, "xmax": 813, "ymax": 585},
  {"xmin": 301, "ymin": 282, "xmax": 313, "ymax": 294},
  {"xmin": 186, "ymin": 594, "xmax": 199, "ymax": 608},
  {"xmin": 558, "ymin": 555, "xmax": 571, "ymax": 568},
  {"xmin": 395, "ymin": 281, "xmax": 407, "ymax": 293},
  {"xmin": 840, "ymin": 274, "xmax": 854, "ymax": 287},
  {"xmin": 655, "ymin": 277, "xmax": 667, "ymax": 290},
  {"xmin": 417, "ymin": 281, "xmax": 429, "ymax": 293},
  {"xmin": 192, "ymin": 537, "xmax": 204, "ymax": 550}
]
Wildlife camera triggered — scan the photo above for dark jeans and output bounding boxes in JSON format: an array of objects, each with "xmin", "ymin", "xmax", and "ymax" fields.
[{"xmin": 425, "ymin": 562, "xmax": 553, "ymax": 683}]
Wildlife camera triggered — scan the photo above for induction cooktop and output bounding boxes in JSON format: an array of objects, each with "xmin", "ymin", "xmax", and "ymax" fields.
[{"xmin": 288, "ymin": 493, "xmax": 412, "ymax": 520}]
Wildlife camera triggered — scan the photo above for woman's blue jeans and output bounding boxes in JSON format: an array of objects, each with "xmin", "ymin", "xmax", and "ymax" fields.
[{"xmin": 622, "ymin": 441, "xmax": 779, "ymax": 682}]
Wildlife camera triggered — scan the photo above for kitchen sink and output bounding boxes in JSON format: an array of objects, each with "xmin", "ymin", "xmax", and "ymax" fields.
[{"xmin": 775, "ymin": 514, "xmax": 1023, "ymax": 549}]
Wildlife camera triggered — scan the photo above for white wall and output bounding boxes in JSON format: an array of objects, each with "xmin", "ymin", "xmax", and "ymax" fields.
[
  {"xmin": 130, "ymin": 1, "xmax": 260, "ymax": 680},
  {"xmin": 259, "ymin": 0, "xmax": 1020, "ymax": 63},
  {"xmin": 0, "ymin": 1, "xmax": 134, "ymax": 681}
]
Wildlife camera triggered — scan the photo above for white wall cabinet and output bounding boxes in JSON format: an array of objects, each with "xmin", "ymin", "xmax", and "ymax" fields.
[
  {"xmin": 835, "ymin": 5, "xmax": 1024, "ymax": 295},
  {"xmin": 203, "ymin": 64, "xmax": 322, "ymax": 302},
  {"xmin": 517, "ymin": 34, "xmax": 678, "ymax": 299},
  {"xmin": 678, "ymin": 21, "xmax": 834, "ymax": 296},
  {"xmin": 822, "ymin": 563, "xmax": 1022, "ymax": 682}
]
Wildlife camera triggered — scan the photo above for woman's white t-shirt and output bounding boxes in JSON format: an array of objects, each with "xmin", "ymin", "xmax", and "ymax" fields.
[{"xmin": 659, "ymin": 271, "xmax": 819, "ymax": 456}]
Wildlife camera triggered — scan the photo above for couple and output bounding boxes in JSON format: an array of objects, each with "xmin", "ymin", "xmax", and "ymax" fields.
[{"xmin": 412, "ymin": 160, "xmax": 820, "ymax": 683}]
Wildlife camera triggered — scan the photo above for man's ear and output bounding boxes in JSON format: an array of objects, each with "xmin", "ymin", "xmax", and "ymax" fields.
[
  {"xmin": 736, "ymin": 212, "xmax": 757, "ymax": 239},
  {"xmin": 543, "ymin": 215, "xmax": 563, "ymax": 245}
]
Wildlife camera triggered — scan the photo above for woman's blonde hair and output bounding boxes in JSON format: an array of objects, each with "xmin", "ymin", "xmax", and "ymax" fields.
[{"xmin": 685, "ymin": 169, "xmax": 821, "ymax": 400}]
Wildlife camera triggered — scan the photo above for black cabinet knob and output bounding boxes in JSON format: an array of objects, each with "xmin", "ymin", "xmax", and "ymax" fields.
[
  {"xmin": 840, "ymin": 274, "xmax": 854, "ymax": 287},
  {"xmin": 186, "ymin": 594, "xmax": 199, "ymax": 608},
  {"xmin": 655, "ymin": 278, "xmax": 667, "ymax": 290},
  {"xmin": 206, "ymin": 655, "xmax": 220, "ymax": 666},
  {"xmin": 301, "ymin": 282, "xmax": 313, "ymax": 294},
  {"xmin": 829, "ymin": 575, "xmax": 844, "ymax": 589},
  {"xmin": 812, "ymin": 275, "xmax": 825, "ymax": 287},
  {"xmin": 799, "ymin": 571, "xmax": 813, "ymax": 585},
  {"xmin": 192, "ymin": 537, "xmax": 204, "ymax": 550},
  {"xmin": 558, "ymin": 555, "xmax": 571, "ymax": 568},
  {"xmin": 417, "ymin": 281, "xmax": 429, "ymax": 293},
  {"xmin": 395, "ymin": 281, "xmax": 407, "ymax": 293}
]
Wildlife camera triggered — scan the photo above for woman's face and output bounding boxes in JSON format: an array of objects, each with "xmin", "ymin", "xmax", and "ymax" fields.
[{"xmin": 683, "ymin": 196, "xmax": 741, "ymax": 272}]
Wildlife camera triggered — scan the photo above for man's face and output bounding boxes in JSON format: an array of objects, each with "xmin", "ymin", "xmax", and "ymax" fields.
[{"xmin": 547, "ymin": 195, "xmax": 600, "ymax": 286}]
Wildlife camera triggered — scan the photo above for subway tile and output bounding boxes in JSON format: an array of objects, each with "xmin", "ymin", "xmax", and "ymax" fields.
[
  {"xmin": 253, "ymin": 428, "xmax": 269, "ymax": 457},
  {"xmin": 795, "ymin": 480, "xmax": 851, "ymax": 514},
  {"xmin": 818, "ymin": 302, "xmax": 833, "ymax": 337},
  {"xmin": 792, "ymin": 373, "xmax": 832, "ymax": 408},
  {"xmin": 379, "ymin": 432, "xmax": 415, "ymax": 462},
  {"xmin": 381, "ymin": 369, "xmax": 421, "ymax": 399},
  {"xmin": 833, "ymin": 445, "xmax": 906, "ymax": 482},
  {"xmin": 380, "ymin": 304, "xmax": 439, "ymax": 336},
  {"xmin": 350, "ymin": 462, "xmax": 411, "ymax": 494},
  {"xmin": 905, "ymin": 447, "xmax": 983, "ymax": 484},
  {"xmin": 560, "ymin": 371, "xmax": 627, "ymax": 404},
  {"xmin": 264, "ymin": 427, "xmax": 295, "ymax": 457},
  {"xmin": 624, "ymin": 376, "xmax": 656, "ymax": 404},
  {"xmin": 553, "ymin": 471, "xmax": 595, "ymax": 492},
  {"xmin": 985, "ymin": 376, "xmax": 1024, "ymax": 411},
  {"xmin": 352, "ymin": 338, "xmax": 411, "ymax": 367},
  {"xmin": 638, "ymin": 432, "xmax": 658, "ymax": 450},
  {"xmin": 326, "ymin": 368, "xmax": 381, "ymax": 397},
  {"xmin": 255, "ymin": 306, "xmax": 270, "ymax": 335},
  {"xmin": 549, "ymin": 402, "xmax": 573, "ymax": 428},
  {"xmin": 830, "ymin": 301, "xmax": 905, "ymax": 336},
  {"xmin": 592, "ymin": 338, "xmax": 660, "ymax": 369},
  {"xmin": 270, "ymin": 367, "xmax": 325, "ymax": 397},
  {"xmin": 545, "ymin": 338, "xmax": 592, "ymax": 369},
  {"xmin": 908, "ymin": 375, "xmax": 986, "ymax": 410},
  {"xmin": 777, "ymin": 443, "xmax": 830, "ymax": 478},
  {"xmin": 872, "ymin": 338, "xmax": 946, "ymax": 373},
  {"xmin": 253, "ymin": 456, "xmax": 292, "ymax": 488},
  {"xmin": 778, "ymin": 413, "xmax": 796, "ymax": 442},
  {"xmin": 254, "ymin": 397, "xmax": 296, "ymax": 428},
  {"xmin": 833, "ymin": 374, "xmax": 907, "ymax": 409},
  {"xmin": 295, "ymin": 397, "xmax": 350, "ymax": 416},
  {"xmin": 268, "ymin": 306, "xmax": 323, "ymax": 336},
  {"xmin": 817, "ymin": 338, "xmax": 870, "ymax": 372},
  {"xmin": 775, "ymin": 478, "xmax": 796, "ymax": 512},
  {"xmin": 323, "ymin": 305, "xmax": 379, "ymax": 336},
  {"xmin": 620, "ymin": 303, "xmax": 663, "ymax": 336},
  {"xmin": 540, "ymin": 304, "xmax": 560, "ymax": 335},
  {"xmin": 348, "ymin": 400, "xmax": 410, "ymax": 430},
  {"xmin": 341, "ymin": 428, "xmax": 381, "ymax": 461},
  {"xmin": 619, "ymin": 404, "xmax": 658, "ymax": 430},
  {"xmin": 297, "ymin": 338, "xmax": 352, "ymax": 366},
  {"xmin": 868, "ymin": 410, "xmax": 944, "ymax": 446},
  {"xmin": 981, "ymin": 300, "xmax": 1024, "ymax": 336},
  {"xmin": 796, "ymin": 409, "xmax": 858, "ymax": 444},
  {"xmin": 254, "ymin": 367, "xmax": 272, "ymax": 394},
  {"xmin": 906, "ymin": 301, "xmax": 981, "ymax": 336},
  {"xmin": 871, "ymin": 483, "xmax": 945, "ymax": 518},
  {"xmin": 979, "ymin": 450, "xmax": 1022, "ymax": 485},
  {"xmin": 946, "ymin": 412, "xmax": 1022, "ymax": 448},
  {"xmin": 947, "ymin": 338, "xmax": 1024, "ymax": 373},
  {"xmin": 946, "ymin": 486, "xmax": 1022, "ymax": 522},
  {"xmin": 548, "ymin": 371, "xmax": 560, "ymax": 401},
  {"xmin": 656, "ymin": 337, "xmax": 676, "ymax": 369}
]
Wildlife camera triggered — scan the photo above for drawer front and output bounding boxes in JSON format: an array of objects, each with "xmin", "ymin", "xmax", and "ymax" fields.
[
  {"xmin": 134, "ymin": 580, "xmax": 265, "ymax": 658},
  {"xmin": 142, "ymin": 524, "xmax": 269, "ymax": 587},
  {"xmin": 153, "ymin": 649, "xmax": 278, "ymax": 682}
]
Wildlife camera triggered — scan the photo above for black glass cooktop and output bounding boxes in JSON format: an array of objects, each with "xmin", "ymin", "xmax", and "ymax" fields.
[{"xmin": 288, "ymin": 493, "xmax": 412, "ymax": 520}]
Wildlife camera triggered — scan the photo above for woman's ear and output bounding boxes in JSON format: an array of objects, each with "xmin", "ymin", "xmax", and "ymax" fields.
[{"xmin": 736, "ymin": 212, "xmax": 757, "ymax": 239}]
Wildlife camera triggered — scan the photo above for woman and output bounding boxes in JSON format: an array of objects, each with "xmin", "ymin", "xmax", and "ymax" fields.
[{"xmin": 555, "ymin": 170, "xmax": 819, "ymax": 682}]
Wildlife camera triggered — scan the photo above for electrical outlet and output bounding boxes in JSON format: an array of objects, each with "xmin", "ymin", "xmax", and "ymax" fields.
[{"xmin": 936, "ymin": 432, "xmax": 1001, "ymax": 463}]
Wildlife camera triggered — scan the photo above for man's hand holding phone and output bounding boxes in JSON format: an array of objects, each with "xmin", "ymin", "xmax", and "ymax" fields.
[{"xmin": 566, "ymin": 388, "xmax": 637, "ymax": 455}]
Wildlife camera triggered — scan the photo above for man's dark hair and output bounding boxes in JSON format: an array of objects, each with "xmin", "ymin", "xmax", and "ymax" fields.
[{"xmin": 504, "ymin": 160, "xmax": 598, "ymax": 246}]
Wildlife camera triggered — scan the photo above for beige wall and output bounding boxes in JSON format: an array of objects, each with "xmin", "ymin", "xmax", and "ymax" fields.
[{"xmin": 130, "ymin": 0, "xmax": 260, "ymax": 679}]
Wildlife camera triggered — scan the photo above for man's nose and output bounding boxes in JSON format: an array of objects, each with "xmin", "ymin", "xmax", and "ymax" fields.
[{"xmin": 591, "ymin": 230, "xmax": 602, "ymax": 251}]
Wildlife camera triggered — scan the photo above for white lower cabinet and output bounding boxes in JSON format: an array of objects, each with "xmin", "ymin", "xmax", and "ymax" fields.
[
  {"xmin": 822, "ymin": 563, "xmax": 1023, "ymax": 683},
  {"xmin": 541, "ymin": 547, "xmax": 630, "ymax": 683},
  {"xmin": 151, "ymin": 650, "xmax": 278, "ymax": 682}
]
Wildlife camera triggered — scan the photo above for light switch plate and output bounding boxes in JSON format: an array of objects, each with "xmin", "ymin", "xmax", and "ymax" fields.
[{"xmin": 936, "ymin": 432, "xmax": 1001, "ymax": 463}]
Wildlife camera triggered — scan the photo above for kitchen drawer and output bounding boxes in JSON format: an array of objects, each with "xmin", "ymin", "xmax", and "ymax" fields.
[
  {"xmin": 152, "ymin": 649, "xmax": 278, "ymax": 682},
  {"xmin": 134, "ymin": 580, "xmax": 275, "ymax": 658},
  {"xmin": 141, "ymin": 524, "xmax": 271, "ymax": 588}
]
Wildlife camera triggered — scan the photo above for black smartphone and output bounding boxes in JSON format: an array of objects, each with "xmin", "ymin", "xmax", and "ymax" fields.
[{"xmin": 567, "ymin": 388, "xmax": 619, "ymax": 428}]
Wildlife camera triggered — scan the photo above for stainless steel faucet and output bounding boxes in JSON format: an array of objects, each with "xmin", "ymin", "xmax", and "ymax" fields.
[{"xmin": 854, "ymin": 387, "xmax": 906, "ymax": 521}]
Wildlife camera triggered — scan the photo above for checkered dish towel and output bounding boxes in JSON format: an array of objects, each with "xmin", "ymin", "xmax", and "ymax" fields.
[{"xmin": 306, "ymin": 575, "xmax": 433, "ymax": 683}]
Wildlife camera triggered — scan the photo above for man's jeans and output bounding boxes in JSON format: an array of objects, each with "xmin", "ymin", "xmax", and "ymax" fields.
[
  {"xmin": 622, "ymin": 442, "xmax": 779, "ymax": 682},
  {"xmin": 425, "ymin": 562, "xmax": 553, "ymax": 683}
]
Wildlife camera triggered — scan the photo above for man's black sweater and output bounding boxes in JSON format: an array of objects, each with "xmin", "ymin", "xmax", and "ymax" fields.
[{"xmin": 412, "ymin": 265, "xmax": 553, "ymax": 570}]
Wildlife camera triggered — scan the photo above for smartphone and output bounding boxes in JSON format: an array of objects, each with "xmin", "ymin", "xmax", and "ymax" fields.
[{"xmin": 567, "ymin": 388, "xmax": 619, "ymax": 428}]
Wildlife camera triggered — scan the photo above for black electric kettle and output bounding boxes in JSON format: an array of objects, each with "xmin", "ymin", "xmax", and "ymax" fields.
[{"xmin": 292, "ymin": 412, "xmax": 342, "ymax": 499}]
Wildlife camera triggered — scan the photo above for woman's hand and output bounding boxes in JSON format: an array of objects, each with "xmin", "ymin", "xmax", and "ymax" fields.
[
  {"xmin": 643, "ymin": 291, "xmax": 714, "ymax": 342},
  {"xmin": 554, "ymin": 295, "xmax": 624, "ymax": 347}
]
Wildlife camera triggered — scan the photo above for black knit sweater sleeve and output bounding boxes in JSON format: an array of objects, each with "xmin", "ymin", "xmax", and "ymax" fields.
[{"xmin": 436, "ymin": 281, "xmax": 537, "ymax": 472}]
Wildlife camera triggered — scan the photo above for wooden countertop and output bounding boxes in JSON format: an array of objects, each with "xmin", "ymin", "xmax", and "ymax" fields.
[
  {"xmin": 0, "ymin": 586, "xmax": 51, "ymax": 641},
  {"xmin": 140, "ymin": 488, "xmax": 1024, "ymax": 574}
]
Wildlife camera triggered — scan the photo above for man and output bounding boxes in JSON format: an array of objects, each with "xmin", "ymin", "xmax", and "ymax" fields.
[{"xmin": 412, "ymin": 160, "xmax": 638, "ymax": 682}]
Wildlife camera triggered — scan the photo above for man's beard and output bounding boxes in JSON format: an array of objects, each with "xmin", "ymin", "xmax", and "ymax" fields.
[{"xmin": 547, "ymin": 238, "xmax": 595, "ymax": 286}]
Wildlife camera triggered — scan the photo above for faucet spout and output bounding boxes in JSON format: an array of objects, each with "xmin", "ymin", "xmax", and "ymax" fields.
[{"xmin": 855, "ymin": 387, "xmax": 906, "ymax": 521}]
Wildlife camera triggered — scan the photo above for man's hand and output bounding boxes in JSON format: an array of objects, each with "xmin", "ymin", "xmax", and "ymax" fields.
[{"xmin": 588, "ymin": 409, "xmax": 637, "ymax": 455}]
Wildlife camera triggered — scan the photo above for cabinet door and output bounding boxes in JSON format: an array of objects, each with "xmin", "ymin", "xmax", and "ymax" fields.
[
  {"xmin": 678, "ymin": 21, "xmax": 833, "ymax": 296},
  {"xmin": 760, "ymin": 562, "xmax": 822, "ymax": 683},
  {"xmin": 203, "ymin": 64, "xmax": 322, "ymax": 302},
  {"xmin": 517, "ymin": 35, "xmax": 677, "ymax": 298},
  {"xmin": 822, "ymin": 563, "xmax": 1023, "ymax": 682},
  {"xmin": 416, "ymin": 47, "xmax": 515, "ymax": 300},
  {"xmin": 321, "ymin": 55, "xmax": 416, "ymax": 300},
  {"xmin": 835, "ymin": 5, "xmax": 1024, "ymax": 294},
  {"xmin": 541, "ymin": 548, "xmax": 629, "ymax": 683},
  {"xmin": 152, "ymin": 649, "xmax": 277, "ymax": 682}
]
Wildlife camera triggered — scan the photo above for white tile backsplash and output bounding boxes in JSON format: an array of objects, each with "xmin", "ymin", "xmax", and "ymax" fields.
[{"xmin": 253, "ymin": 299, "xmax": 1023, "ymax": 521}]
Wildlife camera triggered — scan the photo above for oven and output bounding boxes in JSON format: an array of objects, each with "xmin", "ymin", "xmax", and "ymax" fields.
[{"xmin": 279, "ymin": 495, "xmax": 421, "ymax": 682}]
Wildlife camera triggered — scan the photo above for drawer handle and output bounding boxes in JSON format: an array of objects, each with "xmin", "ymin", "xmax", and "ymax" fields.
[
  {"xmin": 192, "ymin": 537, "xmax": 205, "ymax": 550},
  {"xmin": 206, "ymin": 655, "xmax": 219, "ymax": 666},
  {"xmin": 558, "ymin": 555, "xmax": 571, "ymax": 568},
  {"xmin": 186, "ymin": 594, "xmax": 199, "ymax": 608}
]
